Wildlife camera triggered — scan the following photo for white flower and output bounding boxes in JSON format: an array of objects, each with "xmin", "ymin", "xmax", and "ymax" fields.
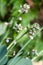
[
  {"xmin": 29, "ymin": 30, "xmax": 33, "ymax": 34},
  {"xmin": 18, "ymin": 17, "xmax": 22, "ymax": 21},
  {"xmin": 23, "ymin": 3, "xmax": 30, "ymax": 10},
  {"xmin": 13, "ymin": 23, "xmax": 23, "ymax": 31},
  {"xmin": 5, "ymin": 22, "xmax": 9, "ymax": 26},
  {"xmin": 18, "ymin": 3, "xmax": 30, "ymax": 14},
  {"xmin": 25, "ymin": 10, "xmax": 28, "ymax": 13},
  {"xmin": 6, "ymin": 39, "xmax": 9, "ymax": 43},
  {"xmin": 23, "ymin": 3, "xmax": 30, "ymax": 13},
  {"xmin": 27, "ymin": 5, "xmax": 30, "ymax": 9},
  {"xmin": 29, "ymin": 35, "xmax": 33, "ymax": 39},
  {"xmin": 32, "ymin": 49, "xmax": 39, "ymax": 56},
  {"xmin": 18, "ymin": 24, "xmax": 22, "ymax": 29}
]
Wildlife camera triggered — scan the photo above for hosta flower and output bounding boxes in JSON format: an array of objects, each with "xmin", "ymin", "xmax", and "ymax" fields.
[
  {"xmin": 32, "ymin": 49, "xmax": 39, "ymax": 56},
  {"xmin": 18, "ymin": 3, "xmax": 30, "ymax": 13},
  {"xmin": 23, "ymin": 3, "xmax": 30, "ymax": 9},
  {"xmin": 29, "ymin": 30, "xmax": 34, "ymax": 39},
  {"xmin": 13, "ymin": 23, "xmax": 23, "ymax": 32}
]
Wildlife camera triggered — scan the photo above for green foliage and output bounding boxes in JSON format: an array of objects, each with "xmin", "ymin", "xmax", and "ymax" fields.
[
  {"xmin": 21, "ymin": 9, "xmax": 38, "ymax": 27},
  {"xmin": 0, "ymin": 0, "xmax": 7, "ymax": 17},
  {"xmin": 0, "ymin": 22, "xmax": 7, "ymax": 36},
  {"xmin": 0, "ymin": 0, "xmax": 43, "ymax": 65},
  {"xmin": 7, "ymin": 56, "xmax": 32, "ymax": 65},
  {"xmin": 0, "ymin": 45, "xmax": 8, "ymax": 65}
]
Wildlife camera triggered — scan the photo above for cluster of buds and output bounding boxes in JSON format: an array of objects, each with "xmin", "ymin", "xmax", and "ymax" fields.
[
  {"xmin": 29, "ymin": 23, "xmax": 40, "ymax": 39},
  {"xmin": 33, "ymin": 23, "xmax": 40, "ymax": 30},
  {"xmin": 32, "ymin": 49, "xmax": 39, "ymax": 56},
  {"xmin": 13, "ymin": 23, "xmax": 23, "ymax": 32},
  {"xmin": 18, "ymin": 3, "xmax": 30, "ymax": 14},
  {"xmin": 29, "ymin": 30, "xmax": 34, "ymax": 39}
]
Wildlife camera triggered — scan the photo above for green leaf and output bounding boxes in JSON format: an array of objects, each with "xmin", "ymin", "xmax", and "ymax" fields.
[
  {"xmin": 35, "ymin": 40, "xmax": 43, "ymax": 52},
  {"xmin": 0, "ymin": 45, "xmax": 7, "ymax": 59},
  {"xmin": 17, "ymin": 34, "xmax": 29, "ymax": 47},
  {"xmin": 7, "ymin": 57, "xmax": 32, "ymax": 65},
  {"xmin": 0, "ymin": 22, "xmax": 7, "ymax": 36},
  {"xmin": 21, "ymin": 9, "xmax": 38, "ymax": 27},
  {"xmin": 0, "ymin": 0, "xmax": 7, "ymax": 17},
  {"xmin": 0, "ymin": 45, "xmax": 8, "ymax": 65}
]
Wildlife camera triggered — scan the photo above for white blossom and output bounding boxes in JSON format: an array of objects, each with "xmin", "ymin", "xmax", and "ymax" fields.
[
  {"xmin": 29, "ymin": 35, "xmax": 33, "ymax": 40},
  {"xmin": 18, "ymin": 17, "xmax": 22, "ymax": 21},
  {"xmin": 25, "ymin": 10, "xmax": 28, "ymax": 13},
  {"xmin": 18, "ymin": 3, "xmax": 30, "ymax": 14},
  {"xmin": 5, "ymin": 22, "xmax": 9, "ymax": 26},
  {"xmin": 23, "ymin": 3, "xmax": 30, "ymax": 10},
  {"xmin": 6, "ymin": 39, "xmax": 9, "ymax": 43},
  {"xmin": 17, "ymin": 24, "xmax": 22, "ymax": 30}
]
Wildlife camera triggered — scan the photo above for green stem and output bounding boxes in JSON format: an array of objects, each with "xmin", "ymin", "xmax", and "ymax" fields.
[
  {"xmin": 15, "ymin": 39, "xmax": 32, "ymax": 58},
  {"xmin": 0, "ymin": 30, "xmax": 10, "ymax": 45},
  {"xmin": 7, "ymin": 27, "xmax": 43, "ymax": 57},
  {"xmin": 13, "ymin": 27, "xmax": 43, "ymax": 58},
  {"xmin": 7, "ymin": 28, "xmax": 27, "ymax": 50},
  {"xmin": 32, "ymin": 50, "xmax": 43, "ymax": 61}
]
